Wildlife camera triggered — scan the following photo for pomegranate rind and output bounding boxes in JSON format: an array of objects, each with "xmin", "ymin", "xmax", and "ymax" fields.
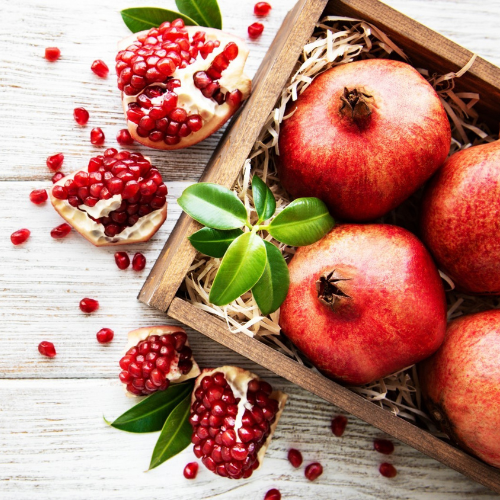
[
  {"xmin": 49, "ymin": 169, "xmax": 167, "ymax": 247},
  {"xmin": 118, "ymin": 27, "xmax": 251, "ymax": 151},
  {"xmin": 192, "ymin": 366, "xmax": 287, "ymax": 471},
  {"xmin": 124, "ymin": 325, "xmax": 201, "ymax": 398}
]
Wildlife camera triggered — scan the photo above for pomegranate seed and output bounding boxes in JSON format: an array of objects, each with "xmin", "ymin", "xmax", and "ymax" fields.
[
  {"xmin": 287, "ymin": 448, "xmax": 303, "ymax": 468},
  {"xmin": 38, "ymin": 341, "xmax": 56, "ymax": 357},
  {"xmin": 264, "ymin": 489, "xmax": 281, "ymax": 500},
  {"xmin": 79, "ymin": 298, "xmax": 99, "ymax": 313},
  {"xmin": 45, "ymin": 47, "xmax": 60, "ymax": 61},
  {"xmin": 90, "ymin": 128, "xmax": 105, "ymax": 145},
  {"xmin": 305, "ymin": 462, "xmax": 323, "ymax": 481},
  {"xmin": 11, "ymin": 228, "xmax": 31, "ymax": 245},
  {"xmin": 374, "ymin": 439, "xmax": 395, "ymax": 455},
  {"xmin": 52, "ymin": 185, "xmax": 68, "ymax": 200},
  {"xmin": 331, "ymin": 415, "xmax": 348, "ymax": 437},
  {"xmin": 248, "ymin": 22, "xmax": 264, "ymax": 39},
  {"xmin": 73, "ymin": 107, "xmax": 89, "ymax": 125},
  {"xmin": 91, "ymin": 59, "xmax": 109, "ymax": 78},
  {"xmin": 46, "ymin": 153, "xmax": 64, "ymax": 171},
  {"xmin": 132, "ymin": 252, "xmax": 146, "ymax": 271},
  {"xmin": 52, "ymin": 172, "xmax": 65, "ymax": 184},
  {"xmin": 96, "ymin": 328, "xmax": 114, "ymax": 344},
  {"xmin": 254, "ymin": 2, "xmax": 272, "ymax": 16},
  {"xmin": 29, "ymin": 189, "xmax": 48, "ymax": 204},
  {"xmin": 379, "ymin": 462, "xmax": 397, "ymax": 478},
  {"xmin": 50, "ymin": 223, "xmax": 72, "ymax": 239},
  {"xmin": 114, "ymin": 251, "xmax": 130, "ymax": 269},
  {"xmin": 116, "ymin": 129, "xmax": 134, "ymax": 146},
  {"xmin": 183, "ymin": 462, "xmax": 198, "ymax": 479}
]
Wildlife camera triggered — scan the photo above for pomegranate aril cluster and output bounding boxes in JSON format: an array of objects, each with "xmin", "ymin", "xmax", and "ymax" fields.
[
  {"xmin": 119, "ymin": 332, "xmax": 193, "ymax": 396},
  {"xmin": 190, "ymin": 374, "xmax": 279, "ymax": 479}
]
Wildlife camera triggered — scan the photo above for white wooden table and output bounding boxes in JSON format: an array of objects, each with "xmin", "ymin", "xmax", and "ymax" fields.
[{"xmin": 1, "ymin": 0, "xmax": 499, "ymax": 498}]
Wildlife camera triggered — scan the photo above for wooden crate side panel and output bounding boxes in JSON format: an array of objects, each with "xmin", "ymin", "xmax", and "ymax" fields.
[{"xmin": 168, "ymin": 297, "xmax": 500, "ymax": 494}]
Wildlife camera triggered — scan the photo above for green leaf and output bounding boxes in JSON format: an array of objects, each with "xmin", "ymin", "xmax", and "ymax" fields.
[
  {"xmin": 268, "ymin": 198, "xmax": 335, "ymax": 247},
  {"xmin": 120, "ymin": 8, "xmax": 198, "ymax": 33},
  {"xmin": 175, "ymin": 0, "xmax": 222, "ymax": 29},
  {"xmin": 252, "ymin": 241, "xmax": 290, "ymax": 315},
  {"xmin": 148, "ymin": 393, "xmax": 192, "ymax": 470},
  {"xmin": 178, "ymin": 183, "xmax": 248, "ymax": 230},
  {"xmin": 209, "ymin": 232, "xmax": 267, "ymax": 306},
  {"xmin": 104, "ymin": 380, "xmax": 194, "ymax": 434},
  {"xmin": 188, "ymin": 227, "xmax": 243, "ymax": 258},
  {"xmin": 252, "ymin": 175, "xmax": 276, "ymax": 223}
]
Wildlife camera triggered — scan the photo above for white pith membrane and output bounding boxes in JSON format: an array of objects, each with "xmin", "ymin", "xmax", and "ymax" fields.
[
  {"xmin": 49, "ymin": 160, "xmax": 167, "ymax": 246},
  {"xmin": 191, "ymin": 366, "xmax": 287, "ymax": 472},
  {"xmin": 124, "ymin": 326, "xmax": 201, "ymax": 397},
  {"xmin": 182, "ymin": 17, "xmax": 500, "ymax": 434},
  {"xmin": 118, "ymin": 26, "xmax": 251, "ymax": 150}
]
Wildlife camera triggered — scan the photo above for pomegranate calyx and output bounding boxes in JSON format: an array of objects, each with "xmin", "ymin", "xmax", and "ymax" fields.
[
  {"xmin": 339, "ymin": 87, "xmax": 373, "ymax": 119},
  {"xmin": 316, "ymin": 270, "xmax": 351, "ymax": 310}
]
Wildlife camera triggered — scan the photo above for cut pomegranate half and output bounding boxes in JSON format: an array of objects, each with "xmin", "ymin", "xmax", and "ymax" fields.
[
  {"xmin": 116, "ymin": 20, "xmax": 251, "ymax": 150},
  {"xmin": 49, "ymin": 149, "xmax": 167, "ymax": 246},
  {"xmin": 190, "ymin": 366, "xmax": 287, "ymax": 479},
  {"xmin": 120, "ymin": 325, "xmax": 201, "ymax": 397}
]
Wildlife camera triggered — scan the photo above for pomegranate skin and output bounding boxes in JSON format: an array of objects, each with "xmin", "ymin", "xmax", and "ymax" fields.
[
  {"xmin": 419, "ymin": 310, "xmax": 500, "ymax": 468},
  {"xmin": 279, "ymin": 224, "xmax": 447, "ymax": 385},
  {"xmin": 420, "ymin": 140, "xmax": 500, "ymax": 294},
  {"xmin": 277, "ymin": 59, "xmax": 451, "ymax": 221}
]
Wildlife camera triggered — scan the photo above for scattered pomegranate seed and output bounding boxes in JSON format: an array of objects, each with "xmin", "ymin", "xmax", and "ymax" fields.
[
  {"xmin": 96, "ymin": 328, "xmax": 114, "ymax": 344},
  {"xmin": 46, "ymin": 153, "xmax": 64, "ymax": 171},
  {"xmin": 304, "ymin": 462, "xmax": 323, "ymax": 481},
  {"xmin": 74, "ymin": 107, "xmax": 90, "ymax": 125},
  {"xmin": 183, "ymin": 462, "xmax": 198, "ymax": 479},
  {"xmin": 29, "ymin": 189, "xmax": 48, "ymax": 204},
  {"xmin": 38, "ymin": 341, "xmax": 56, "ymax": 358},
  {"xmin": 331, "ymin": 415, "xmax": 348, "ymax": 437},
  {"xmin": 132, "ymin": 252, "xmax": 146, "ymax": 271},
  {"xmin": 248, "ymin": 22, "xmax": 264, "ymax": 39},
  {"xmin": 254, "ymin": 2, "xmax": 272, "ymax": 16},
  {"xmin": 116, "ymin": 128, "xmax": 134, "ymax": 146},
  {"xmin": 115, "ymin": 251, "xmax": 130, "ymax": 270},
  {"xmin": 79, "ymin": 298, "xmax": 99, "ymax": 314},
  {"xmin": 287, "ymin": 448, "xmax": 303, "ymax": 468},
  {"xmin": 379, "ymin": 462, "xmax": 397, "ymax": 478},
  {"xmin": 11, "ymin": 229, "xmax": 30, "ymax": 245},
  {"xmin": 264, "ymin": 489, "xmax": 281, "ymax": 500},
  {"xmin": 374, "ymin": 439, "xmax": 395, "ymax": 455},
  {"xmin": 50, "ymin": 223, "xmax": 72, "ymax": 239},
  {"xmin": 91, "ymin": 60, "xmax": 109, "ymax": 78},
  {"xmin": 90, "ymin": 128, "xmax": 105, "ymax": 145},
  {"xmin": 52, "ymin": 172, "xmax": 65, "ymax": 183},
  {"xmin": 45, "ymin": 47, "xmax": 60, "ymax": 61}
]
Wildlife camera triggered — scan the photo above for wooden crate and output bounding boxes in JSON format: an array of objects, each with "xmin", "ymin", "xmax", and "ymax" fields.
[{"xmin": 138, "ymin": 0, "xmax": 500, "ymax": 493}]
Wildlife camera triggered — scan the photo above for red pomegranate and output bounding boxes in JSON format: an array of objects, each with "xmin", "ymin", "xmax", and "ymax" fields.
[
  {"xmin": 190, "ymin": 366, "xmax": 287, "ymax": 479},
  {"xmin": 119, "ymin": 325, "xmax": 200, "ymax": 396},
  {"xmin": 49, "ymin": 149, "xmax": 167, "ymax": 246},
  {"xmin": 419, "ymin": 310, "xmax": 500, "ymax": 468},
  {"xmin": 277, "ymin": 59, "xmax": 451, "ymax": 221},
  {"xmin": 116, "ymin": 19, "xmax": 251, "ymax": 150},
  {"xmin": 279, "ymin": 224, "xmax": 447, "ymax": 385},
  {"xmin": 420, "ymin": 140, "xmax": 500, "ymax": 294}
]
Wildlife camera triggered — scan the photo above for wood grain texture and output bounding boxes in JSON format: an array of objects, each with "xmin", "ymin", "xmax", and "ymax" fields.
[{"xmin": 3, "ymin": 0, "xmax": 500, "ymax": 498}]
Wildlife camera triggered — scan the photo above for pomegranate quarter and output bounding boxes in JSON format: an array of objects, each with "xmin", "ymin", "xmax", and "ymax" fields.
[
  {"xmin": 279, "ymin": 224, "xmax": 447, "ymax": 385},
  {"xmin": 49, "ymin": 149, "xmax": 167, "ymax": 246},
  {"xmin": 277, "ymin": 59, "xmax": 451, "ymax": 221},
  {"xmin": 116, "ymin": 19, "xmax": 251, "ymax": 150}
]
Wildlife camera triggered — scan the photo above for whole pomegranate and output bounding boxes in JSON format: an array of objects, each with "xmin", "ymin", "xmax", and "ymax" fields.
[
  {"xmin": 419, "ymin": 310, "xmax": 500, "ymax": 468},
  {"xmin": 277, "ymin": 59, "xmax": 451, "ymax": 221},
  {"xmin": 190, "ymin": 366, "xmax": 287, "ymax": 479},
  {"xmin": 49, "ymin": 149, "xmax": 167, "ymax": 246},
  {"xmin": 116, "ymin": 18, "xmax": 251, "ymax": 150},
  {"xmin": 420, "ymin": 140, "xmax": 500, "ymax": 294},
  {"xmin": 279, "ymin": 224, "xmax": 447, "ymax": 385}
]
